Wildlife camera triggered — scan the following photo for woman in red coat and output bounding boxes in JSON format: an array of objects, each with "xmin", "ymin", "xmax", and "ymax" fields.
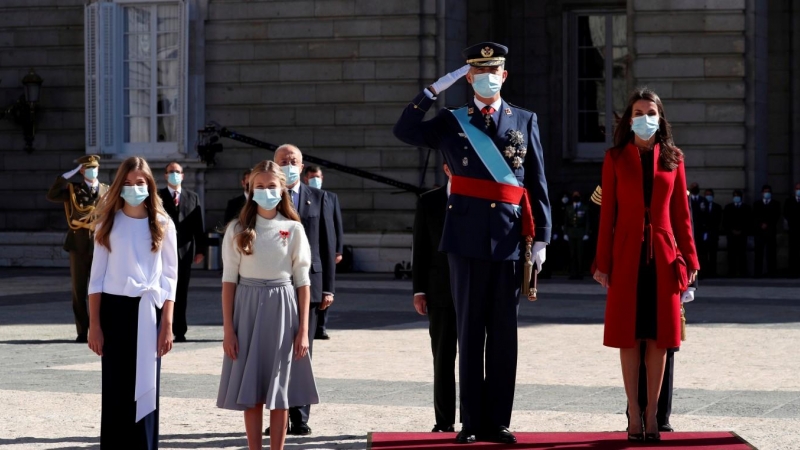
[{"xmin": 593, "ymin": 88, "xmax": 699, "ymax": 442}]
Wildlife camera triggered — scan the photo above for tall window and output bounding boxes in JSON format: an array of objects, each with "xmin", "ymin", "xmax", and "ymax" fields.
[
  {"xmin": 564, "ymin": 12, "xmax": 629, "ymax": 160},
  {"xmin": 86, "ymin": 1, "xmax": 187, "ymax": 156}
]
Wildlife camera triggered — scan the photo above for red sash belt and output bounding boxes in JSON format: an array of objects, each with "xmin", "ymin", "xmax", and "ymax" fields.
[{"xmin": 450, "ymin": 175, "xmax": 535, "ymax": 238}]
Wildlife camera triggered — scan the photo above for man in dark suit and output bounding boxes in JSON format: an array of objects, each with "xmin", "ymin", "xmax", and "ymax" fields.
[
  {"xmin": 223, "ymin": 168, "xmax": 250, "ymax": 224},
  {"xmin": 752, "ymin": 184, "xmax": 781, "ymax": 277},
  {"xmin": 723, "ymin": 190, "xmax": 751, "ymax": 277},
  {"xmin": 46, "ymin": 154, "xmax": 109, "ymax": 342},
  {"xmin": 158, "ymin": 162, "xmax": 206, "ymax": 342},
  {"xmin": 269, "ymin": 144, "xmax": 336, "ymax": 436},
  {"xmin": 303, "ymin": 165, "xmax": 344, "ymax": 340},
  {"xmin": 784, "ymin": 182, "xmax": 800, "ymax": 277},
  {"xmin": 394, "ymin": 42, "xmax": 551, "ymax": 444},
  {"xmin": 701, "ymin": 189, "xmax": 723, "ymax": 278},
  {"xmin": 412, "ymin": 163, "xmax": 458, "ymax": 433},
  {"xmin": 564, "ymin": 191, "xmax": 591, "ymax": 280},
  {"xmin": 688, "ymin": 183, "xmax": 708, "ymax": 263}
]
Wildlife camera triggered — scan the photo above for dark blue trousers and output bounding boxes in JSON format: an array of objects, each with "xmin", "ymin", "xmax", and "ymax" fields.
[
  {"xmin": 447, "ymin": 255, "xmax": 521, "ymax": 430},
  {"xmin": 100, "ymin": 293, "xmax": 160, "ymax": 450}
]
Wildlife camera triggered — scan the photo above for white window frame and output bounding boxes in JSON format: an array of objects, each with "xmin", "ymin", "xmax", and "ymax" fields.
[
  {"xmin": 85, "ymin": 0, "xmax": 188, "ymax": 157},
  {"xmin": 562, "ymin": 10, "xmax": 628, "ymax": 162}
]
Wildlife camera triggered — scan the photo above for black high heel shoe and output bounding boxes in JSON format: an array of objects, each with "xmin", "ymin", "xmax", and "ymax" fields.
[
  {"xmin": 627, "ymin": 413, "xmax": 645, "ymax": 442},
  {"xmin": 644, "ymin": 415, "xmax": 661, "ymax": 442}
]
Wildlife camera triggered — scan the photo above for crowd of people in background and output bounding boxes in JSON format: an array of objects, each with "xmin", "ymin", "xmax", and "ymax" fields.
[{"xmin": 545, "ymin": 182, "xmax": 800, "ymax": 280}]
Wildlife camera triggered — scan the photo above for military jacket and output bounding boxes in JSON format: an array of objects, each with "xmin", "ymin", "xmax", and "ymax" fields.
[{"xmin": 46, "ymin": 176, "xmax": 108, "ymax": 253}]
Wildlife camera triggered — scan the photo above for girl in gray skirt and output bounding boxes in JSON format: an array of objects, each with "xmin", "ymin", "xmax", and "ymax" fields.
[{"xmin": 217, "ymin": 160, "xmax": 319, "ymax": 450}]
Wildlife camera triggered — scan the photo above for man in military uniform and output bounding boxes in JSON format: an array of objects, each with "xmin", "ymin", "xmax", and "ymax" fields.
[
  {"xmin": 46, "ymin": 155, "xmax": 108, "ymax": 342},
  {"xmin": 394, "ymin": 42, "xmax": 551, "ymax": 444},
  {"xmin": 564, "ymin": 190, "xmax": 591, "ymax": 280}
]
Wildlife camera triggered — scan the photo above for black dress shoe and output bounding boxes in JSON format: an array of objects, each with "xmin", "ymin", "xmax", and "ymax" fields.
[
  {"xmin": 314, "ymin": 330, "xmax": 330, "ymax": 340},
  {"xmin": 174, "ymin": 335, "xmax": 187, "ymax": 343},
  {"xmin": 264, "ymin": 423, "xmax": 289, "ymax": 436},
  {"xmin": 455, "ymin": 428, "xmax": 476, "ymax": 444},
  {"xmin": 432, "ymin": 424, "xmax": 455, "ymax": 432},
  {"xmin": 75, "ymin": 335, "xmax": 87, "ymax": 343},
  {"xmin": 289, "ymin": 422, "xmax": 312, "ymax": 436},
  {"xmin": 659, "ymin": 423, "xmax": 674, "ymax": 432},
  {"xmin": 481, "ymin": 426, "xmax": 516, "ymax": 444}
]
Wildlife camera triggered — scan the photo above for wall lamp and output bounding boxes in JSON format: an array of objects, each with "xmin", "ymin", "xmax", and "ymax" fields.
[{"xmin": 1, "ymin": 68, "xmax": 44, "ymax": 153}]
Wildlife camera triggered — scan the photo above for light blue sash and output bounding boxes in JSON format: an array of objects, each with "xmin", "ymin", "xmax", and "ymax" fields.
[{"xmin": 449, "ymin": 107, "xmax": 520, "ymax": 187}]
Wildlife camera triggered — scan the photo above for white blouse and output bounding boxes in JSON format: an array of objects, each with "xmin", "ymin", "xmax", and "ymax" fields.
[
  {"xmin": 222, "ymin": 213, "xmax": 311, "ymax": 288},
  {"xmin": 88, "ymin": 210, "xmax": 178, "ymax": 301},
  {"xmin": 87, "ymin": 209, "xmax": 178, "ymax": 423}
]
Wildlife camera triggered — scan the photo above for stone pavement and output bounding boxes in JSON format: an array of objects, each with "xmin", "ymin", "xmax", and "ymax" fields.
[{"xmin": 1, "ymin": 268, "xmax": 799, "ymax": 449}]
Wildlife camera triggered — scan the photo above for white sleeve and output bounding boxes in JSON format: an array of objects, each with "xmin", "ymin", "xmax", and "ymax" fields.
[
  {"xmin": 160, "ymin": 218, "xmax": 179, "ymax": 302},
  {"xmin": 88, "ymin": 223, "xmax": 108, "ymax": 295},
  {"xmin": 291, "ymin": 223, "xmax": 311, "ymax": 288},
  {"xmin": 221, "ymin": 223, "xmax": 241, "ymax": 284}
]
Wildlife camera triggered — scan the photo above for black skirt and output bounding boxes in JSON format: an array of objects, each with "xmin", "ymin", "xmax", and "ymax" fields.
[
  {"xmin": 635, "ymin": 240, "xmax": 658, "ymax": 340},
  {"xmin": 100, "ymin": 293, "xmax": 160, "ymax": 450}
]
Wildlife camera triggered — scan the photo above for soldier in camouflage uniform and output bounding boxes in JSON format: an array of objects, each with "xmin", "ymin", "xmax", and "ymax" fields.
[{"xmin": 46, "ymin": 155, "xmax": 108, "ymax": 342}]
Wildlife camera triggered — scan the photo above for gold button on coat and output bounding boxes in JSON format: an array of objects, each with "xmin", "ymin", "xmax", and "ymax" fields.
[{"xmin": 490, "ymin": 203, "xmax": 496, "ymax": 208}]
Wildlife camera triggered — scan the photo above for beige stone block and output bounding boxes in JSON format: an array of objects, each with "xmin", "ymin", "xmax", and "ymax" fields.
[
  {"xmin": 706, "ymin": 103, "xmax": 746, "ymax": 122},
  {"xmin": 634, "ymin": 57, "xmax": 704, "ymax": 78},
  {"xmin": 672, "ymin": 81, "xmax": 745, "ymax": 99},
  {"xmin": 704, "ymin": 57, "xmax": 745, "ymax": 77}
]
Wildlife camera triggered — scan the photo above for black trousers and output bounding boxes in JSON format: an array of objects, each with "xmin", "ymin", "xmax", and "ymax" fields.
[
  {"xmin": 789, "ymin": 232, "xmax": 800, "ymax": 277},
  {"xmin": 69, "ymin": 250, "xmax": 92, "ymax": 337},
  {"xmin": 172, "ymin": 255, "xmax": 193, "ymax": 338},
  {"xmin": 100, "ymin": 293, "xmax": 160, "ymax": 449},
  {"xmin": 288, "ymin": 302, "xmax": 320, "ymax": 425},
  {"xmin": 726, "ymin": 234, "xmax": 747, "ymax": 277},
  {"xmin": 448, "ymin": 255, "xmax": 520, "ymax": 430},
  {"xmin": 427, "ymin": 305, "xmax": 458, "ymax": 427},
  {"xmin": 754, "ymin": 231, "xmax": 777, "ymax": 277},
  {"xmin": 316, "ymin": 307, "xmax": 328, "ymax": 333},
  {"xmin": 566, "ymin": 231, "xmax": 585, "ymax": 278},
  {"xmin": 701, "ymin": 236, "xmax": 719, "ymax": 277}
]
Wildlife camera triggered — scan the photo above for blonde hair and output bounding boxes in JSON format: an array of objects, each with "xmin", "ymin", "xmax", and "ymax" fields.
[
  {"xmin": 234, "ymin": 160, "xmax": 300, "ymax": 255},
  {"xmin": 91, "ymin": 157, "xmax": 167, "ymax": 252}
]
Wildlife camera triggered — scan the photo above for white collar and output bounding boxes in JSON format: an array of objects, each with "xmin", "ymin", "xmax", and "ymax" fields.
[
  {"xmin": 446, "ymin": 180, "xmax": 451, "ymax": 198},
  {"xmin": 573, "ymin": 202, "xmax": 582, "ymax": 208},
  {"xmin": 84, "ymin": 179, "xmax": 98, "ymax": 189},
  {"xmin": 167, "ymin": 186, "xmax": 181, "ymax": 196},
  {"xmin": 764, "ymin": 199, "xmax": 770, "ymax": 204},
  {"xmin": 473, "ymin": 97, "xmax": 502, "ymax": 113},
  {"xmin": 289, "ymin": 183, "xmax": 301, "ymax": 194}
]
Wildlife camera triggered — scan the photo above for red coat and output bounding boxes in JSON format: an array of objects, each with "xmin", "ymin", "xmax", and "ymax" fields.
[{"xmin": 596, "ymin": 143, "xmax": 700, "ymax": 349}]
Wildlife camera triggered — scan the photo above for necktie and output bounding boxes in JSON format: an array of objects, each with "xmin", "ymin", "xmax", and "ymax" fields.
[
  {"xmin": 481, "ymin": 106, "xmax": 495, "ymax": 129},
  {"xmin": 173, "ymin": 190, "xmax": 179, "ymax": 207},
  {"xmin": 291, "ymin": 191, "xmax": 298, "ymax": 206}
]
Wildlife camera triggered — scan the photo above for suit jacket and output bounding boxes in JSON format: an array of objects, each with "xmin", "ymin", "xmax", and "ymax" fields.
[
  {"xmin": 723, "ymin": 203, "xmax": 752, "ymax": 236},
  {"xmin": 564, "ymin": 202, "xmax": 591, "ymax": 237},
  {"xmin": 596, "ymin": 143, "xmax": 699, "ymax": 349},
  {"xmin": 224, "ymin": 194, "xmax": 247, "ymax": 225},
  {"xmin": 46, "ymin": 176, "xmax": 108, "ymax": 253},
  {"xmin": 327, "ymin": 191, "xmax": 344, "ymax": 255},
  {"xmin": 785, "ymin": 196, "xmax": 800, "ymax": 234},
  {"xmin": 394, "ymin": 92, "xmax": 552, "ymax": 261},
  {"xmin": 158, "ymin": 188, "xmax": 206, "ymax": 261},
  {"xmin": 412, "ymin": 186, "xmax": 453, "ymax": 308},
  {"xmin": 704, "ymin": 201, "xmax": 723, "ymax": 239},
  {"xmin": 293, "ymin": 183, "xmax": 336, "ymax": 303},
  {"xmin": 689, "ymin": 195, "xmax": 708, "ymax": 240},
  {"xmin": 752, "ymin": 199, "xmax": 781, "ymax": 235}
]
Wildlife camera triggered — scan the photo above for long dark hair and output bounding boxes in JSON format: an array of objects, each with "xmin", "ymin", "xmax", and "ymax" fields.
[
  {"xmin": 613, "ymin": 87, "xmax": 683, "ymax": 171},
  {"xmin": 234, "ymin": 160, "xmax": 300, "ymax": 255},
  {"xmin": 92, "ymin": 157, "xmax": 167, "ymax": 252}
]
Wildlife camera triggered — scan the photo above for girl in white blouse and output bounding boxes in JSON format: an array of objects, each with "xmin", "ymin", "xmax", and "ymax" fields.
[
  {"xmin": 217, "ymin": 160, "xmax": 318, "ymax": 450},
  {"xmin": 87, "ymin": 156, "xmax": 178, "ymax": 449}
]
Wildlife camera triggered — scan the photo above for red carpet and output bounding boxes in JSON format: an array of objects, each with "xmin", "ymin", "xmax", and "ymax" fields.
[{"xmin": 367, "ymin": 431, "xmax": 755, "ymax": 449}]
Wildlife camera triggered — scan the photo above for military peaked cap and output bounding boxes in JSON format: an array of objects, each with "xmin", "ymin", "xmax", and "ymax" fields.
[
  {"xmin": 462, "ymin": 42, "xmax": 508, "ymax": 67},
  {"xmin": 75, "ymin": 154, "xmax": 101, "ymax": 168}
]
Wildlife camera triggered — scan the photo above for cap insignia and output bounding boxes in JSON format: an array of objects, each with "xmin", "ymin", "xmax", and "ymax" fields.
[{"xmin": 481, "ymin": 47, "xmax": 494, "ymax": 57}]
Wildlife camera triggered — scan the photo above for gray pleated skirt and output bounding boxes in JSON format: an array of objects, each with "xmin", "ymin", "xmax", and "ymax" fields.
[{"xmin": 216, "ymin": 277, "xmax": 319, "ymax": 411}]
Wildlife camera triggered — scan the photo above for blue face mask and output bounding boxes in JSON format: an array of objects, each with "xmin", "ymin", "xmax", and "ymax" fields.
[
  {"xmin": 84, "ymin": 167, "xmax": 98, "ymax": 181},
  {"xmin": 705, "ymin": 195, "xmax": 714, "ymax": 203},
  {"xmin": 121, "ymin": 185, "xmax": 149, "ymax": 207},
  {"xmin": 763, "ymin": 192, "xmax": 772, "ymax": 201},
  {"xmin": 796, "ymin": 189, "xmax": 800, "ymax": 197},
  {"xmin": 471, "ymin": 73, "xmax": 502, "ymax": 98},
  {"xmin": 252, "ymin": 188, "xmax": 282, "ymax": 210},
  {"xmin": 281, "ymin": 165, "xmax": 300, "ymax": 186},
  {"xmin": 308, "ymin": 177, "xmax": 322, "ymax": 190},
  {"xmin": 168, "ymin": 172, "xmax": 183, "ymax": 186},
  {"xmin": 631, "ymin": 115, "xmax": 660, "ymax": 140},
  {"xmin": 733, "ymin": 196, "xmax": 742, "ymax": 204}
]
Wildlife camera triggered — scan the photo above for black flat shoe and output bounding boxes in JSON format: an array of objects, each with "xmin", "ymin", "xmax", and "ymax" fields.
[
  {"xmin": 289, "ymin": 422, "xmax": 312, "ymax": 436},
  {"xmin": 315, "ymin": 330, "xmax": 330, "ymax": 340},
  {"xmin": 264, "ymin": 422, "xmax": 289, "ymax": 435},
  {"xmin": 481, "ymin": 426, "xmax": 516, "ymax": 444},
  {"xmin": 659, "ymin": 423, "xmax": 674, "ymax": 432},
  {"xmin": 174, "ymin": 335, "xmax": 187, "ymax": 343},
  {"xmin": 75, "ymin": 335, "xmax": 87, "ymax": 343},
  {"xmin": 455, "ymin": 428, "xmax": 476, "ymax": 444},
  {"xmin": 432, "ymin": 424, "xmax": 455, "ymax": 432}
]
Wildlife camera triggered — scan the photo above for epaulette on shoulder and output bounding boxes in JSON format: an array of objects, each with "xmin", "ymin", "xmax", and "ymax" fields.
[{"xmin": 505, "ymin": 102, "xmax": 535, "ymax": 114}]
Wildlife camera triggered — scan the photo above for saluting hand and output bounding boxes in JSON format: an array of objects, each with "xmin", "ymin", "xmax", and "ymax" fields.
[{"xmin": 428, "ymin": 64, "xmax": 470, "ymax": 96}]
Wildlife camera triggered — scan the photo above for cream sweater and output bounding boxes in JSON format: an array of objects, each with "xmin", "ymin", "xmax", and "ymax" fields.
[{"xmin": 222, "ymin": 213, "xmax": 311, "ymax": 288}]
